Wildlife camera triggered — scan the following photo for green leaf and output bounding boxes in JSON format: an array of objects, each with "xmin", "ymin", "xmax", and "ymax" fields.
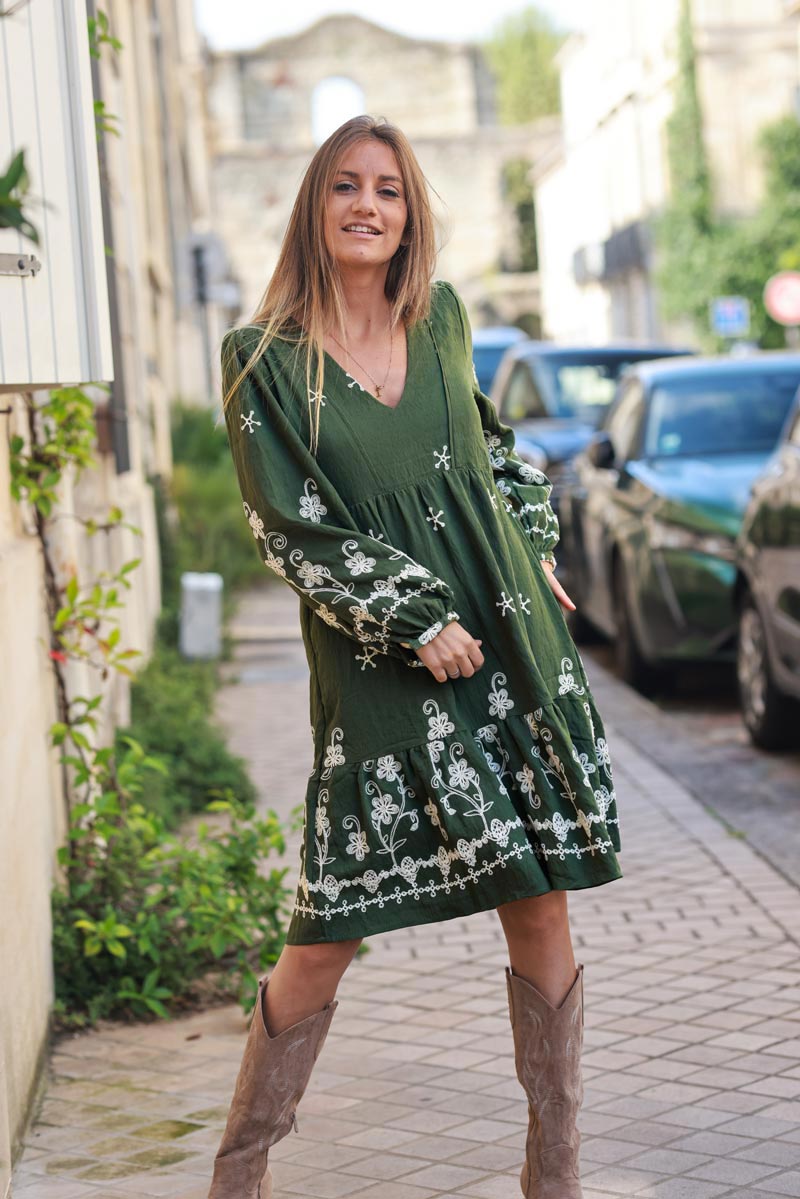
[{"xmin": 65, "ymin": 574, "xmax": 79, "ymax": 604}]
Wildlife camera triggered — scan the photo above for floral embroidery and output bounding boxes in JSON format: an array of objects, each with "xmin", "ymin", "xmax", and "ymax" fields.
[
  {"xmin": 558, "ymin": 657, "xmax": 586, "ymax": 697},
  {"xmin": 299, "ymin": 478, "xmax": 327, "ymax": 523},
  {"xmin": 242, "ymin": 502, "xmax": 452, "ymax": 671},
  {"xmin": 488, "ymin": 672, "xmax": 514, "ymax": 719},
  {"xmin": 294, "ymin": 696, "xmax": 618, "ymax": 927},
  {"xmin": 321, "ymin": 728, "xmax": 345, "ymax": 779},
  {"xmin": 247, "ymin": 507, "xmax": 265, "ymax": 539},
  {"xmin": 342, "ymin": 540, "xmax": 376, "ymax": 576}
]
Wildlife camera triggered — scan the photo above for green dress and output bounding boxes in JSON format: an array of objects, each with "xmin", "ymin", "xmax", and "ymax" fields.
[{"xmin": 223, "ymin": 280, "xmax": 621, "ymax": 944}]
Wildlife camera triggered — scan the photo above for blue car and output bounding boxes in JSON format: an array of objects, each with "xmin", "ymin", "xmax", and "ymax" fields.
[{"xmin": 490, "ymin": 342, "xmax": 694, "ymax": 505}]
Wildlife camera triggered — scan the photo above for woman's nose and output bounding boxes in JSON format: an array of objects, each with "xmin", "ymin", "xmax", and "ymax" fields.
[{"xmin": 353, "ymin": 189, "xmax": 378, "ymax": 214}]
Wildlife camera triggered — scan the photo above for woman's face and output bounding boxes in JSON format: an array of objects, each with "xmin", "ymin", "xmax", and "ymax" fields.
[{"xmin": 324, "ymin": 140, "xmax": 408, "ymax": 271}]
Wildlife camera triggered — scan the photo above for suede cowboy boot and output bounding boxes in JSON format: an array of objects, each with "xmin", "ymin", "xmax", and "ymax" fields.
[
  {"xmin": 208, "ymin": 979, "xmax": 337, "ymax": 1199},
  {"xmin": 506, "ymin": 964, "xmax": 584, "ymax": 1199}
]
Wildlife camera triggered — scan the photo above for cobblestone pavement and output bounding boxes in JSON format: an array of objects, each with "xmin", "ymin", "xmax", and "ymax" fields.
[{"xmin": 12, "ymin": 585, "xmax": 800, "ymax": 1199}]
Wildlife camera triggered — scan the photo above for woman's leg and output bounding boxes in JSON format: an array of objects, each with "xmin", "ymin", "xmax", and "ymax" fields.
[
  {"xmin": 209, "ymin": 938, "xmax": 362, "ymax": 1198},
  {"xmin": 497, "ymin": 891, "xmax": 584, "ymax": 1199},
  {"xmin": 263, "ymin": 938, "xmax": 363, "ymax": 1033}
]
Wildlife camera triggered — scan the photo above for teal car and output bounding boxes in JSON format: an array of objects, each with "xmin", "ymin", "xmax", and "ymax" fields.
[{"xmin": 558, "ymin": 354, "xmax": 800, "ymax": 691}]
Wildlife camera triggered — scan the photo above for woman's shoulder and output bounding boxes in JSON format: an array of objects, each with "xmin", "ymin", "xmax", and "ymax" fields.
[{"xmin": 428, "ymin": 279, "xmax": 470, "ymax": 351}]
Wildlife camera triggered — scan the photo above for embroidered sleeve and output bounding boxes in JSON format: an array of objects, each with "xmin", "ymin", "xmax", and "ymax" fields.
[
  {"xmin": 439, "ymin": 282, "xmax": 559, "ymax": 567},
  {"xmin": 222, "ymin": 330, "xmax": 458, "ymax": 667}
]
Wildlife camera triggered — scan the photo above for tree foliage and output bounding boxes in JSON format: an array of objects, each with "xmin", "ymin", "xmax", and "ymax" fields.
[
  {"xmin": 656, "ymin": 0, "xmax": 800, "ymax": 347},
  {"xmin": 485, "ymin": 6, "xmax": 564, "ymax": 125}
]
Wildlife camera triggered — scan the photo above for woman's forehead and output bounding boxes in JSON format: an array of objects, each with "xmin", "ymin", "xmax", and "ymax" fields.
[{"xmin": 334, "ymin": 140, "xmax": 403, "ymax": 181}]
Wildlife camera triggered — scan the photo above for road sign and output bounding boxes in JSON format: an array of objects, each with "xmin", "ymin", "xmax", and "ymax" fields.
[
  {"xmin": 763, "ymin": 272, "xmax": 800, "ymax": 326},
  {"xmin": 710, "ymin": 296, "xmax": 751, "ymax": 338}
]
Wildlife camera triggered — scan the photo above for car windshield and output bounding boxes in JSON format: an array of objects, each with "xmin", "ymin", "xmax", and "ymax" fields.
[
  {"xmin": 535, "ymin": 355, "xmax": 665, "ymax": 423},
  {"xmin": 644, "ymin": 372, "xmax": 800, "ymax": 458}
]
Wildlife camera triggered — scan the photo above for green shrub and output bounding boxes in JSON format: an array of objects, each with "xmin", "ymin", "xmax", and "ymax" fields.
[
  {"xmin": 118, "ymin": 644, "xmax": 256, "ymax": 825},
  {"xmin": 166, "ymin": 403, "xmax": 266, "ymax": 595},
  {"xmin": 53, "ymin": 742, "xmax": 289, "ymax": 1026}
]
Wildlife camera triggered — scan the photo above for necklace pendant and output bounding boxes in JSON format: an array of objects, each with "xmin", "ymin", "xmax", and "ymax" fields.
[{"xmin": 375, "ymin": 385, "xmax": 383, "ymax": 398}]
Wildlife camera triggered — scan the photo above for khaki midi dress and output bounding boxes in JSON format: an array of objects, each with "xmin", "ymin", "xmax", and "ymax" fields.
[{"xmin": 222, "ymin": 280, "xmax": 622, "ymax": 944}]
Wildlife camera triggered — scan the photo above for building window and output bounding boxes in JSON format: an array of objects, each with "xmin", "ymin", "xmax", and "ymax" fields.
[{"xmin": 311, "ymin": 77, "xmax": 365, "ymax": 145}]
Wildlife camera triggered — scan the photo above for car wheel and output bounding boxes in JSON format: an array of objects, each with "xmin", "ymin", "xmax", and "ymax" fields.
[
  {"xmin": 613, "ymin": 560, "xmax": 664, "ymax": 695},
  {"xmin": 737, "ymin": 591, "xmax": 797, "ymax": 751}
]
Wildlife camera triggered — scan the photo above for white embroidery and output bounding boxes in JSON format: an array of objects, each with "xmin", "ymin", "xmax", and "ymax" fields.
[
  {"xmin": 295, "ymin": 695, "xmax": 618, "ymax": 926},
  {"xmin": 309, "ymin": 387, "xmax": 327, "ymax": 407},
  {"xmin": 240, "ymin": 409, "xmax": 261, "ymax": 434},
  {"xmin": 558, "ymin": 657, "xmax": 586, "ymax": 697},
  {"xmin": 342, "ymin": 540, "xmax": 376, "ymax": 576},
  {"xmin": 299, "ymin": 478, "xmax": 327, "ymax": 523},
  {"xmin": 416, "ymin": 622, "xmax": 443, "ymax": 646},
  {"xmin": 518, "ymin": 593, "xmax": 531, "ymax": 614},
  {"xmin": 434, "ymin": 444, "xmax": 451, "ymax": 470},
  {"xmin": 426, "ymin": 507, "xmax": 445, "ymax": 531},
  {"xmin": 488, "ymin": 672, "xmax": 514, "ymax": 720},
  {"xmin": 496, "ymin": 591, "xmax": 516, "ymax": 616},
  {"xmin": 344, "ymin": 373, "xmax": 365, "ymax": 392}
]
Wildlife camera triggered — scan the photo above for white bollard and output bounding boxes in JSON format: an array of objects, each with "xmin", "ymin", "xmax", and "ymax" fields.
[{"xmin": 179, "ymin": 571, "xmax": 223, "ymax": 659}]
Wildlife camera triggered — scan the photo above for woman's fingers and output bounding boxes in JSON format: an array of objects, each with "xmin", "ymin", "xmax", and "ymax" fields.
[
  {"xmin": 416, "ymin": 624, "xmax": 484, "ymax": 683},
  {"xmin": 541, "ymin": 561, "xmax": 576, "ymax": 611}
]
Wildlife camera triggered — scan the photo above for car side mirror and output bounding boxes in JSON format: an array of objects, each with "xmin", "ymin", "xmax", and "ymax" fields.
[{"xmin": 586, "ymin": 433, "xmax": 616, "ymax": 470}]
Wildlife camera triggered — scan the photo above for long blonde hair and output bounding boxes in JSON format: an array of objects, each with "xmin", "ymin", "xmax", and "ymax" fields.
[{"xmin": 222, "ymin": 115, "xmax": 439, "ymax": 453}]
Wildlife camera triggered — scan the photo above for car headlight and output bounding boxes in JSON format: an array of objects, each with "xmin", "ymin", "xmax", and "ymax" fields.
[{"xmin": 646, "ymin": 517, "xmax": 736, "ymax": 561}]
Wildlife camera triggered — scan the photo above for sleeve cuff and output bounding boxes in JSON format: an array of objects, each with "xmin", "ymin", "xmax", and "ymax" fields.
[{"xmin": 402, "ymin": 610, "xmax": 461, "ymax": 652}]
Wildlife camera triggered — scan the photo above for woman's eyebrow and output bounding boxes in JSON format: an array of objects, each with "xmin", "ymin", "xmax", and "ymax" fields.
[{"xmin": 336, "ymin": 170, "xmax": 404, "ymax": 185}]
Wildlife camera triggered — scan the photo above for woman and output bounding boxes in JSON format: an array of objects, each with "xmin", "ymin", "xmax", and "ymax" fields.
[{"xmin": 211, "ymin": 115, "xmax": 621, "ymax": 1199}]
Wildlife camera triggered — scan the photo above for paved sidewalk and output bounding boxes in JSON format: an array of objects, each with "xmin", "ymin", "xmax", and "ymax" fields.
[{"xmin": 11, "ymin": 586, "xmax": 800, "ymax": 1199}]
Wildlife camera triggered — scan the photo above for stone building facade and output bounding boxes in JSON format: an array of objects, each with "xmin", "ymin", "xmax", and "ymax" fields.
[
  {"xmin": 205, "ymin": 14, "xmax": 547, "ymax": 327},
  {"xmin": 0, "ymin": 0, "xmax": 219, "ymax": 1183},
  {"xmin": 534, "ymin": 0, "xmax": 800, "ymax": 344}
]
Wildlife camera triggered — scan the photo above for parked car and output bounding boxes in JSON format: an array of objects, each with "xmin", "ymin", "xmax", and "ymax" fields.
[
  {"xmin": 558, "ymin": 354, "xmax": 800, "ymax": 691},
  {"xmin": 735, "ymin": 392, "xmax": 800, "ymax": 750},
  {"xmin": 490, "ymin": 342, "xmax": 694, "ymax": 508},
  {"xmin": 472, "ymin": 326, "xmax": 527, "ymax": 396}
]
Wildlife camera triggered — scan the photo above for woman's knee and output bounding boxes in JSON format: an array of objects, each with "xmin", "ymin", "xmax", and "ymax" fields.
[
  {"xmin": 496, "ymin": 890, "xmax": 569, "ymax": 938},
  {"xmin": 285, "ymin": 937, "xmax": 362, "ymax": 979}
]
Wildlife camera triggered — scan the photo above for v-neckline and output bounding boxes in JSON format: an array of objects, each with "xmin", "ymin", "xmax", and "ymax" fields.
[{"xmin": 324, "ymin": 324, "xmax": 411, "ymax": 413}]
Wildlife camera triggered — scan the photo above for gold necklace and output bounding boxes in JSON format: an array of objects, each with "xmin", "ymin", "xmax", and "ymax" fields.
[{"xmin": 329, "ymin": 323, "xmax": 394, "ymax": 399}]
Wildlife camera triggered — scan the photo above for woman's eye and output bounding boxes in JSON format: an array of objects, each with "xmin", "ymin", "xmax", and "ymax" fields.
[
  {"xmin": 380, "ymin": 189, "xmax": 400, "ymax": 199},
  {"xmin": 334, "ymin": 182, "xmax": 355, "ymax": 192}
]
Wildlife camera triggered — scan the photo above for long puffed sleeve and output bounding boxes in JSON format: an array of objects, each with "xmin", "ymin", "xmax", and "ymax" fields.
[
  {"xmin": 222, "ymin": 329, "xmax": 459, "ymax": 666},
  {"xmin": 442, "ymin": 282, "xmax": 560, "ymax": 566}
]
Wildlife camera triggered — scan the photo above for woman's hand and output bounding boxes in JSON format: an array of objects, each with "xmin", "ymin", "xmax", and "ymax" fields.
[
  {"xmin": 541, "ymin": 559, "xmax": 576, "ymax": 612},
  {"xmin": 415, "ymin": 621, "xmax": 484, "ymax": 684}
]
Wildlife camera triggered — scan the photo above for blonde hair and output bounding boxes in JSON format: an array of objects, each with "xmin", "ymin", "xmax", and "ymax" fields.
[{"xmin": 222, "ymin": 115, "xmax": 439, "ymax": 453}]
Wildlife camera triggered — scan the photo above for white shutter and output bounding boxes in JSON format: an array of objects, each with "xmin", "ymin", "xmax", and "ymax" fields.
[{"xmin": 0, "ymin": 0, "xmax": 113, "ymax": 390}]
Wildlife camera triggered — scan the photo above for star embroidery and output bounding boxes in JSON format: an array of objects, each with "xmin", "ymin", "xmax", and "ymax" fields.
[
  {"xmin": 496, "ymin": 591, "xmax": 516, "ymax": 616},
  {"xmin": 518, "ymin": 593, "xmax": 531, "ymax": 614},
  {"xmin": 345, "ymin": 373, "xmax": 365, "ymax": 392},
  {"xmin": 309, "ymin": 388, "xmax": 327, "ymax": 407},
  {"xmin": 486, "ymin": 488, "xmax": 498, "ymax": 511},
  {"xmin": 434, "ymin": 445, "xmax": 451, "ymax": 470},
  {"xmin": 355, "ymin": 646, "xmax": 379, "ymax": 670},
  {"xmin": 240, "ymin": 409, "xmax": 261, "ymax": 434},
  {"xmin": 426, "ymin": 507, "xmax": 446, "ymax": 531}
]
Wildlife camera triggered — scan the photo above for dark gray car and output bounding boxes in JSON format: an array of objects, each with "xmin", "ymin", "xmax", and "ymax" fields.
[
  {"xmin": 490, "ymin": 342, "xmax": 693, "ymax": 508},
  {"xmin": 735, "ymin": 393, "xmax": 800, "ymax": 750}
]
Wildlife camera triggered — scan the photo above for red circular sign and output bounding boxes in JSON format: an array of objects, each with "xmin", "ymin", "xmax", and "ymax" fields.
[{"xmin": 763, "ymin": 272, "xmax": 800, "ymax": 325}]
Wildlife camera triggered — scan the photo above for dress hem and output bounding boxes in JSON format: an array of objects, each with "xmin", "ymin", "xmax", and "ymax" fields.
[{"xmin": 284, "ymin": 860, "xmax": 623, "ymax": 945}]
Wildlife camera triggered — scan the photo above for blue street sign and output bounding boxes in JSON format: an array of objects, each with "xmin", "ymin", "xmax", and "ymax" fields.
[{"xmin": 710, "ymin": 296, "xmax": 751, "ymax": 338}]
